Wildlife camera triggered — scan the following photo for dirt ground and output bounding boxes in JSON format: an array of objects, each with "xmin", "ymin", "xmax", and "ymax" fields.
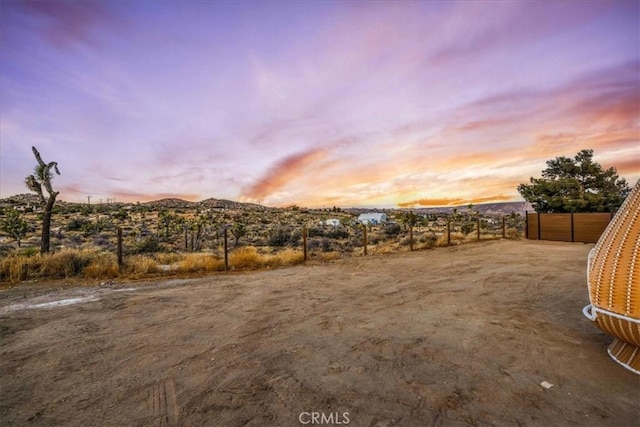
[{"xmin": 0, "ymin": 239, "xmax": 638, "ymax": 426}]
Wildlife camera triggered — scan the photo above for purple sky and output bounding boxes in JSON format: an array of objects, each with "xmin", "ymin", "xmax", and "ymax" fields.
[{"xmin": 1, "ymin": 0, "xmax": 638, "ymax": 208}]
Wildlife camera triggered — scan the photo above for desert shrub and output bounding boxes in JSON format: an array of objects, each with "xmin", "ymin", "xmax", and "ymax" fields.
[
  {"xmin": 461, "ymin": 221, "xmax": 475, "ymax": 235},
  {"xmin": 383, "ymin": 223, "xmax": 402, "ymax": 236},
  {"xmin": 268, "ymin": 227, "xmax": 301, "ymax": 247},
  {"xmin": 68, "ymin": 234, "xmax": 83, "ymax": 247},
  {"xmin": 20, "ymin": 246, "xmax": 40, "ymax": 257},
  {"xmin": 66, "ymin": 217, "xmax": 90, "ymax": 232},
  {"xmin": 435, "ymin": 232, "xmax": 465, "ymax": 247},
  {"xmin": 93, "ymin": 234, "xmax": 112, "ymax": 247},
  {"xmin": 175, "ymin": 253, "xmax": 224, "ymax": 273},
  {"xmin": 154, "ymin": 252, "xmax": 183, "ymax": 264},
  {"xmin": 506, "ymin": 227, "xmax": 522, "ymax": 240},
  {"xmin": 125, "ymin": 255, "xmax": 158, "ymax": 275},
  {"xmin": 0, "ymin": 254, "xmax": 36, "ymax": 282},
  {"xmin": 111, "ymin": 210, "xmax": 129, "ymax": 221},
  {"xmin": 40, "ymin": 249, "xmax": 93, "ymax": 278},
  {"xmin": 229, "ymin": 246, "xmax": 264, "ymax": 269},
  {"xmin": 417, "ymin": 233, "xmax": 437, "ymax": 249},
  {"xmin": 131, "ymin": 236, "xmax": 161, "ymax": 254},
  {"xmin": 316, "ymin": 251, "xmax": 341, "ymax": 261},
  {"xmin": 307, "ymin": 227, "xmax": 324, "ymax": 238},
  {"xmin": 0, "ymin": 245, "xmax": 14, "ymax": 258},
  {"xmin": 83, "ymin": 252, "xmax": 119, "ymax": 278},
  {"xmin": 325, "ymin": 228, "xmax": 349, "ymax": 239},
  {"xmin": 270, "ymin": 248, "xmax": 304, "ymax": 266},
  {"xmin": 399, "ymin": 236, "xmax": 414, "ymax": 247},
  {"xmin": 268, "ymin": 227, "xmax": 289, "ymax": 247}
]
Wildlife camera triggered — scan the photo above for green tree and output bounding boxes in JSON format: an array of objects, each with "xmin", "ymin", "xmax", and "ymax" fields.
[
  {"xmin": 1, "ymin": 209, "xmax": 28, "ymax": 247},
  {"xmin": 25, "ymin": 146, "xmax": 61, "ymax": 254},
  {"xmin": 517, "ymin": 149, "xmax": 630, "ymax": 213}
]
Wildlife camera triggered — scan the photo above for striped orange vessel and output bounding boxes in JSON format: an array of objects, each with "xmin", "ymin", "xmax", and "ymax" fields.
[{"xmin": 583, "ymin": 180, "xmax": 640, "ymax": 374}]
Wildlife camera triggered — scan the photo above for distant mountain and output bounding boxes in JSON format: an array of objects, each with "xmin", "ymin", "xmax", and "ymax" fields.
[
  {"xmin": 411, "ymin": 201, "xmax": 533, "ymax": 215},
  {"xmin": 0, "ymin": 194, "xmax": 42, "ymax": 205},
  {"xmin": 1, "ymin": 194, "xmax": 531, "ymax": 214},
  {"xmin": 198, "ymin": 198, "xmax": 267, "ymax": 210},
  {"xmin": 141, "ymin": 198, "xmax": 197, "ymax": 209}
]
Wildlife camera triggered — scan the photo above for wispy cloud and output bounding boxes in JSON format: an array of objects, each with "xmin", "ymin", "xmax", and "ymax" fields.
[
  {"xmin": 242, "ymin": 148, "xmax": 328, "ymax": 201},
  {"xmin": 13, "ymin": 0, "xmax": 121, "ymax": 49},
  {"xmin": 0, "ymin": 1, "xmax": 637, "ymax": 207}
]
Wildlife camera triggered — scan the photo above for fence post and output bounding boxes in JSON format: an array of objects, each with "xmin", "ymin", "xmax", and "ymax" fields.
[
  {"xmin": 363, "ymin": 224, "xmax": 368, "ymax": 256},
  {"xmin": 570, "ymin": 212, "xmax": 575, "ymax": 242},
  {"xmin": 184, "ymin": 226, "xmax": 188, "ymax": 251},
  {"xmin": 502, "ymin": 216, "xmax": 506, "ymax": 239},
  {"xmin": 223, "ymin": 226, "xmax": 229, "ymax": 271},
  {"xmin": 117, "ymin": 227, "xmax": 123, "ymax": 269},
  {"xmin": 302, "ymin": 226, "xmax": 308, "ymax": 262},
  {"xmin": 525, "ymin": 211, "xmax": 528, "ymax": 239},
  {"xmin": 476, "ymin": 217, "xmax": 480, "ymax": 241},
  {"xmin": 447, "ymin": 219, "xmax": 451, "ymax": 246},
  {"xmin": 409, "ymin": 224, "xmax": 414, "ymax": 251}
]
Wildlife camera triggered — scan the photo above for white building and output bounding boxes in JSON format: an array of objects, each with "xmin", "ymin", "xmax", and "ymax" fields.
[
  {"xmin": 324, "ymin": 219, "xmax": 341, "ymax": 226},
  {"xmin": 357, "ymin": 213, "xmax": 387, "ymax": 225}
]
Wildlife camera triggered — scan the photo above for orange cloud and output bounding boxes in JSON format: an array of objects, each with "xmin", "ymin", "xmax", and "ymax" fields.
[
  {"xmin": 602, "ymin": 157, "xmax": 640, "ymax": 178},
  {"xmin": 398, "ymin": 194, "xmax": 513, "ymax": 207},
  {"xmin": 242, "ymin": 148, "xmax": 327, "ymax": 200}
]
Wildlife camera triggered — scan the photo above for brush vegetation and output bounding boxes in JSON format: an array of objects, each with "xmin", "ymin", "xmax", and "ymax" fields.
[{"xmin": 0, "ymin": 197, "xmax": 524, "ymax": 284}]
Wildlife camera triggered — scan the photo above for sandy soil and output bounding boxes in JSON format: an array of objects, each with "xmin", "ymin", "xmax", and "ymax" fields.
[{"xmin": 0, "ymin": 240, "xmax": 638, "ymax": 426}]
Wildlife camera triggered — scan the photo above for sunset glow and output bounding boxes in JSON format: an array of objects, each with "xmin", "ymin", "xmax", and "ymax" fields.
[{"xmin": 1, "ymin": 0, "xmax": 638, "ymax": 208}]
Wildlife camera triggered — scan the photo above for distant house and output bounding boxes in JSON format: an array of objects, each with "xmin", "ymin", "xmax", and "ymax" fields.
[
  {"xmin": 357, "ymin": 213, "xmax": 387, "ymax": 225},
  {"xmin": 324, "ymin": 219, "xmax": 341, "ymax": 227}
]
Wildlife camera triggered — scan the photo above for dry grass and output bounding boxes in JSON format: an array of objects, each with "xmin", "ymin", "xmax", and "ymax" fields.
[
  {"xmin": 229, "ymin": 247, "xmax": 264, "ymax": 269},
  {"xmin": 38, "ymin": 249, "xmax": 92, "ymax": 279},
  {"xmin": 124, "ymin": 255, "xmax": 158, "ymax": 276},
  {"xmin": 83, "ymin": 252, "xmax": 119, "ymax": 279},
  {"xmin": 268, "ymin": 248, "xmax": 305, "ymax": 266},
  {"xmin": 435, "ymin": 232, "xmax": 468, "ymax": 247},
  {"xmin": 229, "ymin": 247, "xmax": 304, "ymax": 269},
  {"xmin": 0, "ymin": 254, "xmax": 34, "ymax": 282},
  {"xmin": 174, "ymin": 253, "xmax": 224, "ymax": 273},
  {"xmin": 506, "ymin": 227, "xmax": 522, "ymax": 239},
  {"xmin": 154, "ymin": 252, "xmax": 184, "ymax": 264},
  {"xmin": 315, "ymin": 251, "xmax": 341, "ymax": 261},
  {"xmin": 1, "ymin": 227, "xmax": 523, "ymax": 284}
]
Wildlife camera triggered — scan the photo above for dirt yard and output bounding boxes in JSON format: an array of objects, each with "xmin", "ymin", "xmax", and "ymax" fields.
[{"xmin": 0, "ymin": 240, "xmax": 638, "ymax": 426}]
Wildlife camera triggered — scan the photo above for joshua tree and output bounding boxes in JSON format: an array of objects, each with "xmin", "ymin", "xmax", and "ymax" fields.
[
  {"xmin": 230, "ymin": 221, "xmax": 247, "ymax": 247},
  {"xmin": 1, "ymin": 208, "xmax": 28, "ymax": 247},
  {"xmin": 25, "ymin": 146, "xmax": 61, "ymax": 254}
]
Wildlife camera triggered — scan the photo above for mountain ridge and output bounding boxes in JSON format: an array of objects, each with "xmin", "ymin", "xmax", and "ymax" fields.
[{"xmin": 0, "ymin": 193, "xmax": 531, "ymax": 213}]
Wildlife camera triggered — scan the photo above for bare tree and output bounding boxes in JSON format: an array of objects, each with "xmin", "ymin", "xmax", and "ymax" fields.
[{"xmin": 25, "ymin": 146, "xmax": 61, "ymax": 254}]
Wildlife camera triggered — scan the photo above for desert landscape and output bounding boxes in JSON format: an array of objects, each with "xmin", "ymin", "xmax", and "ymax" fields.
[
  {"xmin": 1, "ymin": 239, "xmax": 637, "ymax": 426},
  {"xmin": 2, "ymin": 2, "xmax": 639, "ymax": 426}
]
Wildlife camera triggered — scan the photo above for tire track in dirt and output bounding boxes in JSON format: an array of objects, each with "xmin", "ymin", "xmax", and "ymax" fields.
[{"xmin": 148, "ymin": 378, "xmax": 179, "ymax": 426}]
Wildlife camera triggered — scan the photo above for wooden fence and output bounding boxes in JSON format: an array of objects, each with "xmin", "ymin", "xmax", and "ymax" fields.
[{"xmin": 525, "ymin": 212, "xmax": 613, "ymax": 243}]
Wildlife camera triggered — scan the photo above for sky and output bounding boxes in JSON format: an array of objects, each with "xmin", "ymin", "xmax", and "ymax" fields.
[{"xmin": 0, "ymin": 0, "xmax": 638, "ymax": 208}]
